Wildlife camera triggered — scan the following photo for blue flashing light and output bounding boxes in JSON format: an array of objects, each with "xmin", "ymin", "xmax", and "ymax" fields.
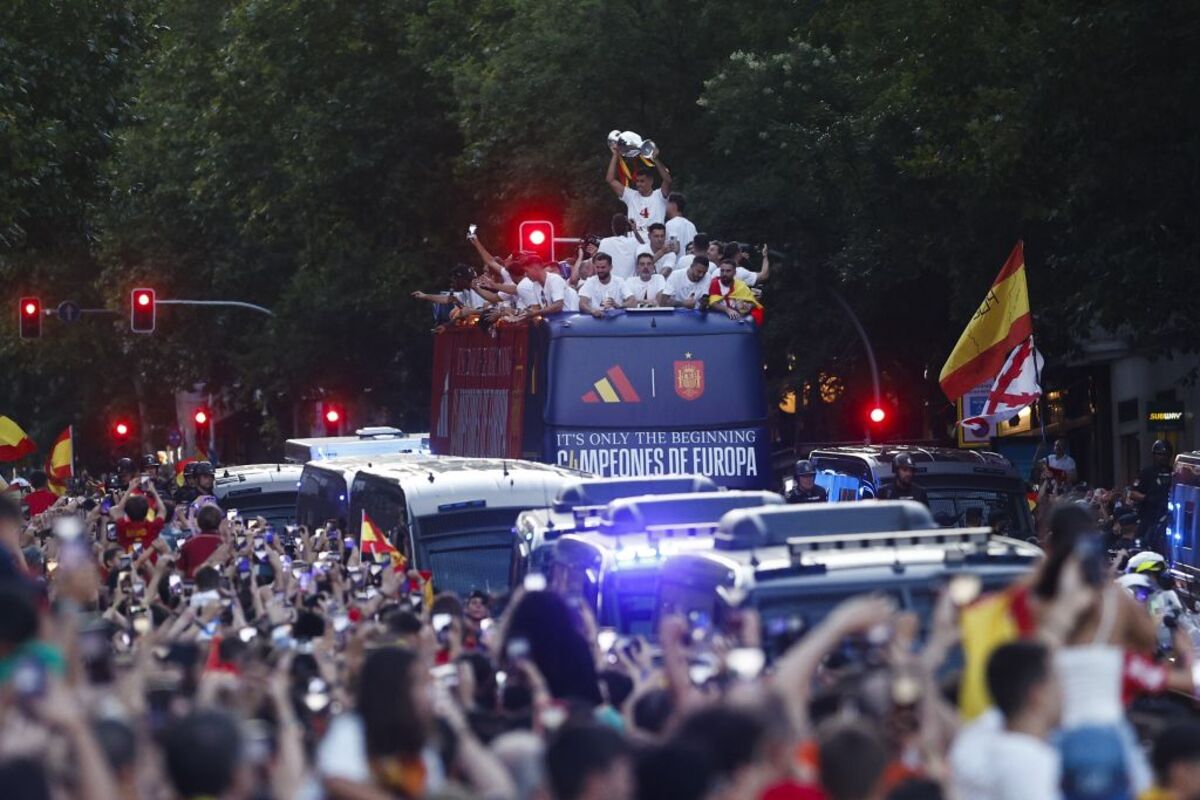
[{"xmin": 339, "ymin": 494, "xmax": 346, "ymax": 502}]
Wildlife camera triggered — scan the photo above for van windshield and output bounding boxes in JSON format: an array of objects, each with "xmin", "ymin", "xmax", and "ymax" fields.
[
  {"xmin": 414, "ymin": 508, "xmax": 523, "ymax": 596},
  {"xmin": 923, "ymin": 488, "xmax": 1027, "ymax": 536},
  {"xmin": 296, "ymin": 470, "xmax": 349, "ymax": 530}
]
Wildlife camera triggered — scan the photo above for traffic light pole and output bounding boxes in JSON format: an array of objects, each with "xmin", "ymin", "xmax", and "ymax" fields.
[
  {"xmin": 156, "ymin": 299, "xmax": 275, "ymax": 316},
  {"xmin": 828, "ymin": 289, "xmax": 882, "ymax": 443}
]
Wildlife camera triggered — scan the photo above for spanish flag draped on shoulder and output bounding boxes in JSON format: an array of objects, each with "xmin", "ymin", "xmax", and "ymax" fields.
[
  {"xmin": 939, "ymin": 242, "xmax": 1032, "ymax": 401},
  {"xmin": 0, "ymin": 416, "xmax": 37, "ymax": 462},
  {"xmin": 45, "ymin": 426, "xmax": 74, "ymax": 496}
]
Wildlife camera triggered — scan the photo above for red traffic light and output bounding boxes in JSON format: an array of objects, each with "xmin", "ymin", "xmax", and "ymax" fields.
[
  {"xmin": 518, "ymin": 220, "xmax": 555, "ymax": 262},
  {"xmin": 324, "ymin": 408, "xmax": 341, "ymax": 424},
  {"xmin": 193, "ymin": 409, "xmax": 209, "ymax": 425},
  {"xmin": 869, "ymin": 407, "xmax": 886, "ymax": 424},
  {"xmin": 130, "ymin": 288, "xmax": 156, "ymax": 333},
  {"xmin": 19, "ymin": 297, "xmax": 42, "ymax": 339}
]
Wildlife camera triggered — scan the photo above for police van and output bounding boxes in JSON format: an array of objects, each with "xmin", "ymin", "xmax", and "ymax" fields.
[
  {"xmin": 807, "ymin": 445, "xmax": 1036, "ymax": 540},
  {"xmin": 213, "ymin": 463, "xmax": 305, "ymax": 528},
  {"xmin": 658, "ymin": 501, "xmax": 1041, "ymax": 656},
  {"xmin": 348, "ymin": 457, "xmax": 583, "ymax": 595},
  {"xmin": 546, "ymin": 490, "xmax": 783, "ymax": 635},
  {"xmin": 283, "ymin": 426, "xmax": 430, "ymax": 464},
  {"xmin": 294, "ymin": 452, "xmax": 433, "ymax": 530},
  {"xmin": 1168, "ymin": 451, "xmax": 1200, "ymax": 575},
  {"xmin": 513, "ymin": 474, "xmax": 721, "ymax": 585}
]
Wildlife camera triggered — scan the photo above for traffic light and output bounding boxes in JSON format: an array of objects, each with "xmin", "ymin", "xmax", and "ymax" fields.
[
  {"xmin": 19, "ymin": 297, "xmax": 41, "ymax": 339},
  {"xmin": 321, "ymin": 402, "xmax": 344, "ymax": 435},
  {"xmin": 130, "ymin": 288, "xmax": 156, "ymax": 333},
  {"xmin": 519, "ymin": 220, "xmax": 555, "ymax": 262}
]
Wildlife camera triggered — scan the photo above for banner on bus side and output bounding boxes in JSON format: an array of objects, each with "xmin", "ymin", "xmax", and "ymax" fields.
[{"xmin": 549, "ymin": 426, "xmax": 770, "ymax": 489}]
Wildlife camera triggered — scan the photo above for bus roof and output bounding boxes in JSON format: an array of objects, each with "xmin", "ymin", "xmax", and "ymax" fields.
[{"xmin": 714, "ymin": 500, "xmax": 937, "ymax": 550}]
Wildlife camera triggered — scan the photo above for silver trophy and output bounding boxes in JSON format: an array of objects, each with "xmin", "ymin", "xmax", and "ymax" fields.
[{"xmin": 607, "ymin": 129, "xmax": 657, "ymax": 159}]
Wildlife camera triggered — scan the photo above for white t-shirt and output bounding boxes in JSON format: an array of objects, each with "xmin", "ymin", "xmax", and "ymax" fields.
[
  {"xmin": 621, "ymin": 186, "xmax": 667, "ymax": 235},
  {"xmin": 317, "ymin": 714, "xmax": 445, "ymax": 791},
  {"xmin": 625, "ymin": 274, "xmax": 666, "ymax": 304},
  {"xmin": 452, "ymin": 288, "xmax": 488, "ymax": 309},
  {"xmin": 597, "ymin": 234, "xmax": 651, "ymax": 280},
  {"xmin": 664, "ymin": 267, "xmax": 710, "ymax": 305},
  {"xmin": 654, "ymin": 249, "xmax": 678, "ymax": 275},
  {"xmin": 515, "ymin": 272, "xmax": 568, "ymax": 311},
  {"xmin": 1047, "ymin": 454, "xmax": 1077, "ymax": 477},
  {"xmin": 579, "ymin": 275, "xmax": 631, "ymax": 309},
  {"xmin": 563, "ymin": 285, "xmax": 580, "ymax": 312},
  {"xmin": 949, "ymin": 710, "xmax": 1062, "ymax": 800},
  {"xmin": 665, "ymin": 215, "xmax": 698, "ymax": 257}
]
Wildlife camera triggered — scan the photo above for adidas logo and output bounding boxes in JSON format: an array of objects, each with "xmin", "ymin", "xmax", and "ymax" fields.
[{"xmin": 582, "ymin": 365, "xmax": 641, "ymax": 404}]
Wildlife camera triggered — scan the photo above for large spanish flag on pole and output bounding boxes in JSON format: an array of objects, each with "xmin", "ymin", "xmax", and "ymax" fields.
[
  {"xmin": 939, "ymin": 242, "xmax": 1033, "ymax": 401},
  {"xmin": 45, "ymin": 426, "xmax": 74, "ymax": 496},
  {"xmin": 0, "ymin": 416, "xmax": 37, "ymax": 462}
]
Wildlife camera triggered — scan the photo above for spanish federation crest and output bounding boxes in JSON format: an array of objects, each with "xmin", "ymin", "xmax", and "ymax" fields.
[{"xmin": 674, "ymin": 357, "xmax": 704, "ymax": 401}]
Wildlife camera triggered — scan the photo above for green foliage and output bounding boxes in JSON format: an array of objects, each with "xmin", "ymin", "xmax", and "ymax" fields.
[{"xmin": 3, "ymin": 0, "xmax": 1198, "ymax": 458}]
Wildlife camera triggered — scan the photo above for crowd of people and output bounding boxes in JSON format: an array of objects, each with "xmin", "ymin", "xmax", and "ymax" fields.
[
  {"xmin": 412, "ymin": 145, "xmax": 770, "ymax": 327},
  {"xmin": 2, "ymin": 444, "xmax": 1200, "ymax": 800},
  {"xmin": 1029, "ymin": 438, "xmax": 1177, "ymax": 564}
]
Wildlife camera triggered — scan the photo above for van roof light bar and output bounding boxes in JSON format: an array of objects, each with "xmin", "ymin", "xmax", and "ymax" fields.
[{"xmin": 787, "ymin": 527, "xmax": 992, "ymax": 559}]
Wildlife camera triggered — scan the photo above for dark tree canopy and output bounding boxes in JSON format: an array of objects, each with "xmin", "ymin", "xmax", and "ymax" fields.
[{"xmin": 3, "ymin": 0, "xmax": 1197, "ymax": 457}]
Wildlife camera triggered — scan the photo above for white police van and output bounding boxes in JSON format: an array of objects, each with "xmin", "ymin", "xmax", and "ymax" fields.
[
  {"xmin": 213, "ymin": 463, "xmax": 305, "ymax": 528},
  {"xmin": 348, "ymin": 457, "xmax": 585, "ymax": 595}
]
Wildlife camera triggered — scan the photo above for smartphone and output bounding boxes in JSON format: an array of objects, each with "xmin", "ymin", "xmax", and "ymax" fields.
[
  {"xmin": 432, "ymin": 613, "xmax": 453, "ymax": 633},
  {"xmin": 226, "ymin": 509, "xmax": 239, "ymax": 522},
  {"xmin": 947, "ymin": 573, "xmax": 983, "ymax": 607},
  {"xmin": 726, "ymin": 648, "xmax": 766, "ymax": 680},
  {"xmin": 238, "ymin": 626, "xmax": 258, "ymax": 643},
  {"xmin": 523, "ymin": 573, "xmax": 547, "ymax": 592},
  {"xmin": 12, "ymin": 657, "xmax": 47, "ymax": 708},
  {"xmin": 168, "ymin": 574, "xmax": 183, "ymax": 596},
  {"xmin": 506, "ymin": 637, "xmax": 530, "ymax": 661},
  {"xmin": 597, "ymin": 628, "xmax": 618, "ymax": 653}
]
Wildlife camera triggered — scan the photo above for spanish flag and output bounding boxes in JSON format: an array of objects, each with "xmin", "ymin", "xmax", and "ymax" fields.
[
  {"xmin": 361, "ymin": 510, "xmax": 407, "ymax": 573},
  {"xmin": 0, "ymin": 416, "xmax": 37, "ymax": 462},
  {"xmin": 175, "ymin": 457, "xmax": 198, "ymax": 487},
  {"xmin": 939, "ymin": 242, "xmax": 1032, "ymax": 401},
  {"xmin": 45, "ymin": 426, "xmax": 74, "ymax": 496}
]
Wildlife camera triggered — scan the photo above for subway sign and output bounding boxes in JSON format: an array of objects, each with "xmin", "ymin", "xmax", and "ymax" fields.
[{"xmin": 1146, "ymin": 401, "xmax": 1186, "ymax": 431}]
